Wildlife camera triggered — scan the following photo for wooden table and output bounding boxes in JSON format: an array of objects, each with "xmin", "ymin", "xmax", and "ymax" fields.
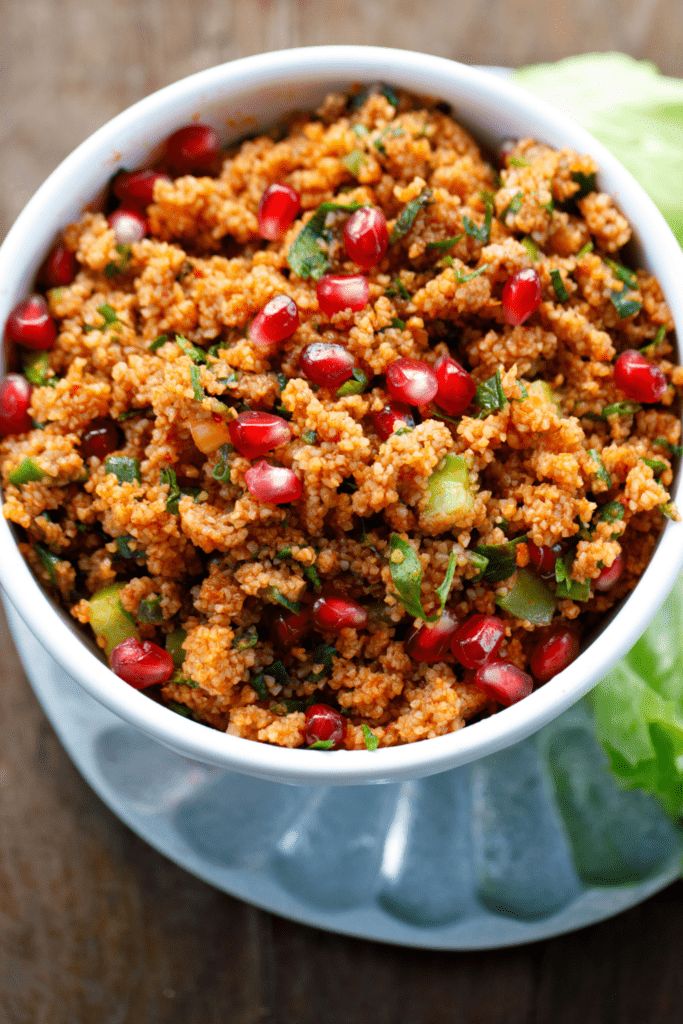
[{"xmin": 1, "ymin": 3, "xmax": 681, "ymax": 1020}]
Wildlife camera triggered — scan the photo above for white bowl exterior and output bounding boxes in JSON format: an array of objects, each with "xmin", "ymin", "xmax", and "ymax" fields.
[{"xmin": 1, "ymin": 47, "xmax": 682, "ymax": 785}]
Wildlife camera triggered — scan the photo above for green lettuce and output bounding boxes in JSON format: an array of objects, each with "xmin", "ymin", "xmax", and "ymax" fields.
[
  {"xmin": 514, "ymin": 54, "xmax": 683, "ymax": 244},
  {"xmin": 591, "ymin": 582, "xmax": 683, "ymax": 820}
]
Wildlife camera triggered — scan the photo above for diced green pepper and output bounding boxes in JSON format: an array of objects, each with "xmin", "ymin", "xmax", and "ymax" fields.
[
  {"xmin": 423, "ymin": 454, "xmax": 474, "ymax": 525},
  {"xmin": 165, "ymin": 628, "xmax": 187, "ymax": 668},
  {"xmin": 89, "ymin": 583, "xmax": 138, "ymax": 656},
  {"xmin": 496, "ymin": 568, "xmax": 555, "ymax": 625},
  {"xmin": 8, "ymin": 457, "xmax": 46, "ymax": 486},
  {"xmin": 104, "ymin": 455, "xmax": 141, "ymax": 484},
  {"xmin": 22, "ymin": 350, "xmax": 55, "ymax": 387}
]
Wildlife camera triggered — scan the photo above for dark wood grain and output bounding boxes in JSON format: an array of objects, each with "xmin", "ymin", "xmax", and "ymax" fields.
[{"xmin": 1, "ymin": 2, "xmax": 682, "ymax": 1021}]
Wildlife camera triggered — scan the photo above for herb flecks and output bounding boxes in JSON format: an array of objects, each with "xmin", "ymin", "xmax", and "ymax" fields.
[
  {"xmin": 388, "ymin": 535, "xmax": 456, "ymax": 622},
  {"xmin": 476, "ymin": 369, "xmax": 507, "ymax": 416},
  {"xmin": 389, "ymin": 188, "xmax": 433, "ymax": 244},
  {"xmin": 462, "ymin": 192, "xmax": 493, "ymax": 244},
  {"xmin": 288, "ymin": 201, "xmax": 361, "ymax": 279}
]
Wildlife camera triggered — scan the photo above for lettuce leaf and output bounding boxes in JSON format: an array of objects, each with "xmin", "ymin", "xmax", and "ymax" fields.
[
  {"xmin": 514, "ymin": 54, "xmax": 683, "ymax": 244},
  {"xmin": 591, "ymin": 581, "xmax": 683, "ymax": 819}
]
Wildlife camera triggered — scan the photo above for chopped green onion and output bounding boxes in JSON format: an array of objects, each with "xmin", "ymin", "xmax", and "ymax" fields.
[
  {"xmin": 342, "ymin": 149, "xmax": 366, "ymax": 177},
  {"xmin": 211, "ymin": 443, "xmax": 232, "ymax": 482},
  {"xmin": 604, "ymin": 257, "xmax": 637, "ymax": 289},
  {"xmin": 609, "ymin": 288, "xmax": 642, "ymax": 319},
  {"xmin": 588, "ymin": 449, "xmax": 612, "ymax": 488},
  {"xmin": 149, "ymin": 333, "xmax": 169, "ymax": 351},
  {"xmin": 521, "ymin": 236, "xmax": 540, "ymax": 261},
  {"xmin": 462, "ymin": 191, "xmax": 493, "ymax": 244},
  {"xmin": 34, "ymin": 543, "xmax": 60, "ymax": 585},
  {"xmin": 385, "ymin": 277, "xmax": 411, "ymax": 300},
  {"xmin": 190, "ymin": 364, "xmax": 205, "ymax": 401},
  {"xmin": 501, "ymin": 191, "xmax": 524, "ymax": 220},
  {"xmin": 550, "ymin": 269, "xmax": 569, "ymax": 301},
  {"xmin": 453, "ymin": 263, "xmax": 489, "ymax": 283},
  {"xmin": 426, "ymin": 235, "xmax": 462, "ymax": 251},
  {"xmin": 303, "ymin": 564, "xmax": 322, "ymax": 590},
  {"xmin": 269, "ymin": 588, "xmax": 301, "ymax": 614},
  {"xmin": 601, "ymin": 401, "xmax": 641, "ymax": 419},
  {"xmin": 361, "ymin": 723, "xmax": 379, "ymax": 750},
  {"xmin": 337, "ymin": 368, "xmax": 368, "ymax": 397}
]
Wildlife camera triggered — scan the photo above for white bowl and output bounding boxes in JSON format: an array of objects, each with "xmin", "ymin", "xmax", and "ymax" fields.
[{"xmin": 1, "ymin": 46, "xmax": 682, "ymax": 785}]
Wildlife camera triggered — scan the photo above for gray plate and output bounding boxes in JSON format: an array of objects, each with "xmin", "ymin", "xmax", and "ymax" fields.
[{"xmin": 4, "ymin": 598, "xmax": 680, "ymax": 950}]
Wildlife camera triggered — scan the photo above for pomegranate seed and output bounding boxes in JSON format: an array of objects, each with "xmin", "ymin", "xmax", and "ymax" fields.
[
  {"xmin": 434, "ymin": 356, "xmax": 476, "ymax": 416},
  {"xmin": 40, "ymin": 244, "xmax": 76, "ymax": 288},
  {"xmin": 229, "ymin": 410, "xmax": 291, "ymax": 459},
  {"xmin": 249, "ymin": 294, "xmax": 299, "ymax": 350},
  {"xmin": 257, "ymin": 183, "xmax": 301, "ymax": 241},
  {"xmin": 530, "ymin": 625, "xmax": 580, "ymax": 683},
  {"xmin": 312, "ymin": 595, "xmax": 368, "ymax": 631},
  {"xmin": 385, "ymin": 358, "xmax": 438, "ymax": 407},
  {"xmin": 372, "ymin": 402, "xmax": 414, "ymax": 440},
  {"xmin": 299, "ymin": 342, "xmax": 354, "ymax": 389},
  {"xmin": 305, "ymin": 703, "xmax": 346, "ymax": 749},
  {"xmin": 316, "ymin": 274, "xmax": 369, "ymax": 316},
  {"xmin": 113, "ymin": 169, "xmax": 170, "ymax": 208},
  {"xmin": 501, "ymin": 268, "xmax": 542, "ymax": 326},
  {"xmin": 272, "ymin": 607, "xmax": 312, "ymax": 647},
  {"xmin": 244, "ymin": 460, "xmax": 302, "ymax": 504},
  {"xmin": 0, "ymin": 374, "xmax": 33, "ymax": 436},
  {"xmin": 595, "ymin": 554, "xmax": 624, "ymax": 592},
  {"xmin": 527, "ymin": 541, "xmax": 560, "ymax": 578},
  {"xmin": 473, "ymin": 659, "xmax": 534, "ymax": 706},
  {"xmin": 613, "ymin": 350, "xmax": 667, "ymax": 404},
  {"xmin": 108, "ymin": 208, "xmax": 147, "ymax": 245},
  {"xmin": 165, "ymin": 123, "xmax": 221, "ymax": 175},
  {"xmin": 343, "ymin": 206, "xmax": 389, "ymax": 269},
  {"xmin": 406, "ymin": 612, "xmax": 457, "ymax": 663},
  {"xmin": 5, "ymin": 295, "xmax": 57, "ymax": 351},
  {"xmin": 81, "ymin": 418, "xmax": 123, "ymax": 460},
  {"xmin": 451, "ymin": 614, "xmax": 505, "ymax": 669},
  {"xmin": 110, "ymin": 637, "xmax": 174, "ymax": 689}
]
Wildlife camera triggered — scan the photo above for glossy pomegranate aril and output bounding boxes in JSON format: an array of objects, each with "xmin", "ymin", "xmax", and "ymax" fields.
[
  {"xmin": 5, "ymin": 295, "xmax": 57, "ymax": 351},
  {"xmin": 40, "ymin": 244, "xmax": 76, "ymax": 288},
  {"xmin": 501, "ymin": 268, "xmax": 542, "ymax": 326},
  {"xmin": 272, "ymin": 608, "xmax": 312, "ymax": 647},
  {"xmin": 594, "ymin": 554, "xmax": 624, "ymax": 592},
  {"xmin": 316, "ymin": 274, "xmax": 369, "ymax": 317},
  {"xmin": 343, "ymin": 206, "xmax": 389, "ymax": 269},
  {"xmin": 434, "ymin": 356, "xmax": 476, "ymax": 416},
  {"xmin": 0, "ymin": 374, "xmax": 33, "ymax": 436},
  {"xmin": 406, "ymin": 612, "xmax": 457, "ymax": 664},
  {"xmin": 244, "ymin": 460, "xmax": 302, "ymax": 504},
  {"xmin": 108, "ymin": 208, "xmax": 147, "ymax": 245},
  {"xmin": 299, "ymin": 342, "xmax": 354, "ymax": 389},
  {"xmin": 228, "ymin": 410, "xmax": 291, "ymax": 459},
  {"xmin": 530, "ymin": 626, "xmax": 580, "ymax": 683},
  {"xmin": 312, "ymin": 595, "xmax": 368, "ymax": 631},
  {"xmin": 257, "ymin": 183, "xmax": 301, "ymax": 241},
  {"xmin": 372, "ymin": 402, "xmax": 414, "ymax": 441},
  {"xmin": 82, "ymin": 418, "xmax": 122, "ymax": 460},
  {"xmin": 451, "ymin": 613, "xmax": 505, "ymax": 670},
  {"xmin": 113, "ymin": 169, "xmax": 170, "ymax": 208},
  {"xmin": 385, "ymin": 358, "xmax": 438, "ymax": 407},
  {"xmin": 249, "ymin": 294, "xmax": 299, "ymax": 350},
  {"xmin": 527, "ymin": 541, "xmax": 560, "ymax": 578},
  {"xmin": 305, "ymin": 703, "xmax": 346, "ymax": 749},
  {"xmin": 613, "ymin": 350, "xmax": 667, "ymax": 404},
  {"xmin": 165, "ymin": 124, "xmax": 221, "ymax": 175},
  {"xmin": 110, "ymin": 637, "xmax": 174, "ymax": 689},
  {"xmin": 473, "ymin": 659, "xmax": 534, "ymax": 707}
]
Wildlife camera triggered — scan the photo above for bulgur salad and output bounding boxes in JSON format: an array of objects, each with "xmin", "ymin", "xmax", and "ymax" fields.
[{"xmin": 1, "ymin": 85, "xmax": 680, "ymax": 751}]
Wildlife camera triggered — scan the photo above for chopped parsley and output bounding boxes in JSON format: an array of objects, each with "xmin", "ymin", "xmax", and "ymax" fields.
[
  {"xmin": 104, "ymin": 455, "xmax": 141, "ymax": 484},
  {"xmin": 610, "ymin": 288, "xmax": 642, "ymax": 319},
  {"xmin": 361, "ymin": 723, "xmax": 379, "ymax": 751},
  {"xmin": 34, "ymin": 544, "xmax": 60, "ymax": 585},
  {"xmin": 104, "ymin": 243, "xmax": 132, "ymax": 278},
  {"xmin": 604, "ymin": 257, "xmax": 637, "ymax": 289},
  {"xmin": 601, "ymin": 401, "xmax": 642, "ymax": 419},
  {"xmin": 472, "ymin": 537, "xmax": 526, "ymax": 583},
  {"xmin": 501, "ymin": 191, "xmax": 523, "ymax": 220},
  {"xmin": 640, "ymin": 325, "xmax": 667, "ymax": 356},
  {"xmin": 550, "ymin": 269, "xmax": 569, "ymax": 302},
  {"xmin": 426, "ymin": 234, "xmax": 462, "ymax": 251},
  {"xmin": 269, "ymin": 588, "xmax": 301, "ymax": 614},
  {"xmin": 337, "ymin": 368, "xmax": 368, "ymax": 397},
  {"xmin": 115, "ymin": 535, "xmax": 145, "ymax": 561},
  {"xmin": 599, "ymin": 500, "xmax": 625, "ymax": 523},
  {"xmin": 308, "ymin": 643, "xmax": 337, "ymax": 681},
  {"xmin": 267, "ymin": 660, "xmax": 291, "ymax": 687},
  {"xmin": 521, "ymin": 236, "xmax": 540, "ymax": 261},
  {"xmin": 167, "ymin": 702, "xmax": 193, "ymax": 718},
  {"xmin": 588, "ymin": 449, "xmax": 612, "ymax": 488},
  {"xmin": 84, "ymin": 303, "xmax": 119, "ymax": 332},
  {"xmin": 571, "ymin": 170, "xmax": 596, "ymax": 198},
  {"xmin": 251, "ymin": 672, "xmax": 268, "ymax": 700},
  {"xmin": 287, "ymin": 201, "xmax": 361, "ymax": 279},
  {"xmin": 555, "ymin": 556, "xmax": 591, "ymax": 601},
  {"xmin": 388, "ymin": 534, "xmax": 457, "ymax": 622},
  {"xmin": 389, "ymin": 188, "xmax": 433, "ymax": 244},
  {"xmin": 654, "ymin": 437, "xmax": 683, "ymax": 458},
  {"xmin": 385, "ymin": 277, "xmax": 411, "ymax": 300},
  {"xmin": 8, "ymin": 457, "xmax": 45, "ymax": 487},
  {"xmin": 643, "ymin": 457, "xmax": 667, "ymax": 476},
  {"xmin": 342, "ymin": 149, "xmax": 367, "ymax": 177},
  {"xmin": 576, "ymin": 240, "xmax": 594, "ymax": 258},
  {"xmin": 138, "ymin": 596, "xmax": 163, "ymax": 623},
  {"xmin": 301, "ymin": 429, "xmax": 318, "ymax": 445},
  {"xmin": 303, "ymin": 564, "xmax": 322, "ymax": 590},
  {"xmin": 149, "ymin": 333, "xmax": 169, "ymax": 351},
  {"xmin": 476, "ymin": 369, "xmax": 507, "ymax": 416},
  {"xmin": 453, "ymin": 263, "xmax": 489, "ymax": 283},
  {"xmin": 160, "ymin": 466, "xmax": 181, "ymax": 513},
  {"xmin": 233, "ymin": 627, "xmax": 259, "ymax": 651},
  {"xmin": 462, "ymin": 191, "xmax": 493, "ymax": 244}
]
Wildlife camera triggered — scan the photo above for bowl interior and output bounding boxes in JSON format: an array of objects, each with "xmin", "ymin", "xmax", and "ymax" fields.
[{"xmin": 1, "ymin": 47, "xmax": 682, "ymax": 785}]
